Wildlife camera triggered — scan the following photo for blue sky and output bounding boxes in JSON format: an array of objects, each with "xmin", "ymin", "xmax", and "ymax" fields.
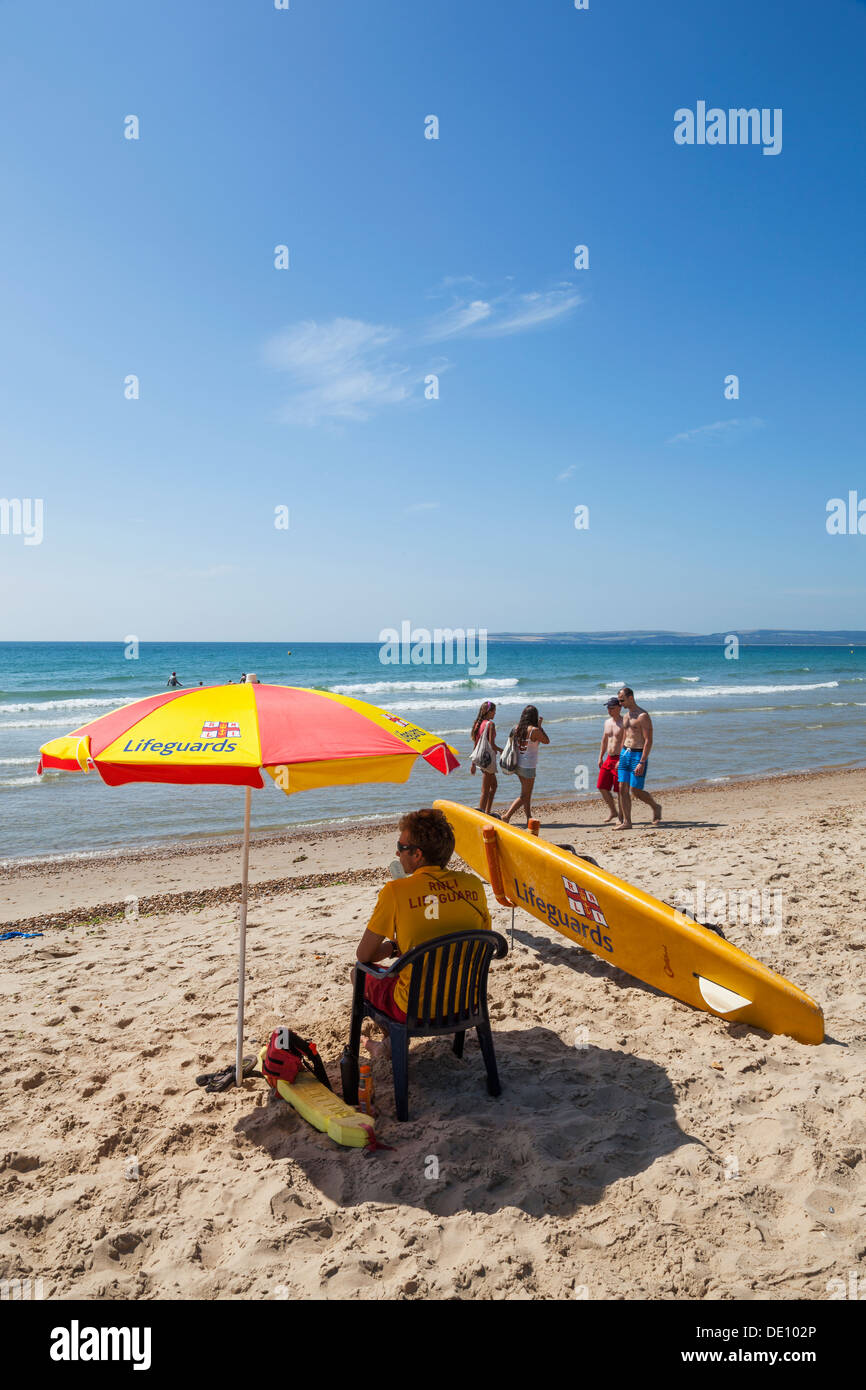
[{"xmin": 1, "ymin": 0, "xmax": 865, "ymax": 641}]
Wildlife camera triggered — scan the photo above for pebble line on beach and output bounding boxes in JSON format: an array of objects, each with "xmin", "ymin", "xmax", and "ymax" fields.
[{"xmin": 0, "ymin": 868, "xmax": 385, "ymax": 934}]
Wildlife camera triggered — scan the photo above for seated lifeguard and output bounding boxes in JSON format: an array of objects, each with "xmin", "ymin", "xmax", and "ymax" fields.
[{"xmin": 355, "ymin": 808, "xmax": 491, "ymax": 1022}]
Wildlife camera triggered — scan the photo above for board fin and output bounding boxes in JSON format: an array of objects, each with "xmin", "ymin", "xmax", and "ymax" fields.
[{"xmin": 697, "ymin": 976, "xmax": 751, "ymax": 1014}]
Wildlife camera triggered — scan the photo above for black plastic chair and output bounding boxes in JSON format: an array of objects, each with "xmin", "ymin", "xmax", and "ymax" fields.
[{"xmin": 340, "ymin": 929, "xmax": 509, "ymax": 1122}]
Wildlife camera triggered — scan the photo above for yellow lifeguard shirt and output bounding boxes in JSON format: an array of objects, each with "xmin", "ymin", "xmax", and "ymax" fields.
[{"xmin": 366, "ymin": 866, "xmax": 492, "ymax": 1014}]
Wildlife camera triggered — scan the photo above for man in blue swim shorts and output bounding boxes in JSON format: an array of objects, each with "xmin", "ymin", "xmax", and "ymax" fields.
[{"xmin": 615, "ymin": 686, "xmax": 662, "ymax": 830}]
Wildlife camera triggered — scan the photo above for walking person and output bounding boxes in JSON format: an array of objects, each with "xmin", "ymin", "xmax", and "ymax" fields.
[
  {"xmin": 501, "ymin": 704, "xmax": 550, "ymax": 825},
  {"xmin": 616, "ymin": 686, "xmax": 662, "ymax": 829},
  {"xmin": 469, "ymin": 701, "xmax": 501, "ymax": 815},
  {"xmin": 597, "ymin": 697, "xmax": 624, "ymax": 823}
]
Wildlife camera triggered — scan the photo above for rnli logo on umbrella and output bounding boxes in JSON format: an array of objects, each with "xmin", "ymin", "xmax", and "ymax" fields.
[
  {"xmin": 202, "ymin": 721, "xmax": 241, "ymax": 739},
  {"xmin": 383, "ymin": 712, "xmax": 424, "ymax": 744},
  {"xmin": 562, "ymin": 877, "xmax": 608, "ymax": 927}
]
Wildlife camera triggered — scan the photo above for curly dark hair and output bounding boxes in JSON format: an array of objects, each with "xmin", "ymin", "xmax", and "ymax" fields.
[{"xmin": 399, "ymin": 808, "xmax": 455, "ymax": 868}]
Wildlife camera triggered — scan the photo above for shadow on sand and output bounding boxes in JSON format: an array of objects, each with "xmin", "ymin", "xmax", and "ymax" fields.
[
  {"xmin": 508, "ymin": 923, "xmax": 666, "ymax": 1001},
  {"xmin": 237, "ymin": 1026, "xmax": 699, "ymax": 1218},
  {"xmin": 536, "ymin": 819, "xmax": 725, "ymax": 833}
]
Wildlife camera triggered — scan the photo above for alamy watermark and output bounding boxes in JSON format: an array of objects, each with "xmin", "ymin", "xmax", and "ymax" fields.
[
  {"xmin": 50, "ymin": 1323, "xmax": 151, "ymax": 1370},
  {"xmin": 826, "ymin": 492, "xmax": 866, "ymax": 535},
  {"xmin": 674, "ymin": 103, "xmax": 782, "ymax": 157},
  {"xmin": 1, "ymin": 497, "xmax": 43, "ymax": 545},
  {"xmin": 378, "ymin": 622, "xmax": 487, "ymax": 676},
  {"xmin": 826, "ymin": 1271, "xmax": 865, "ymax": 1300},
  {"xmin": 673, "ymin": 880, "xmax": 783, "ymax": 937},
  {"xmin": 1, "ymin": 1277, "xmax": 44, "ymax": 1300}
]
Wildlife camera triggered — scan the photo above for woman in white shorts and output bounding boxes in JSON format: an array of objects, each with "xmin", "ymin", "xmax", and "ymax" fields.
[{"xmin": 501, "ymin": 704, "xmax": 550, "ymax": 825}]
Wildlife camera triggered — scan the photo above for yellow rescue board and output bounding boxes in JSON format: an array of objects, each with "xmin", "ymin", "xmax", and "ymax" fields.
[
  {"xmin": 434, "ymin": 800, "xmax": 824, "ymax": 1045},
  {"xmin": 255, "ymin": 1049, "xmax": 374, "ymax": 1147}
]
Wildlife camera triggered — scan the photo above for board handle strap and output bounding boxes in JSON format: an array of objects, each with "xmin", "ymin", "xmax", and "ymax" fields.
[{"xmin": 481, "ymin": 825, "xmax": 516, "ymax": 907}]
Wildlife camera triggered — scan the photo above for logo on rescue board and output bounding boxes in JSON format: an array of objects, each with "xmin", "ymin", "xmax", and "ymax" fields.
[
  {"xmin": 562, "ymin": 877, "xmax": 608, "ymax": 926},
  {"xmin": 511, "ymin": 874, "xmax": 614, "ymax": 953}
]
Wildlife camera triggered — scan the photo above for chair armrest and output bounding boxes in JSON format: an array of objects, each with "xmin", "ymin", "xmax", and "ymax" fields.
[
  {"xmin": 354, "ymin": 929, "xmax": 508, "ymax": 983},
  {"xmin": 354, "ymin": 956, "xmax": 408, "ymax": 980}
]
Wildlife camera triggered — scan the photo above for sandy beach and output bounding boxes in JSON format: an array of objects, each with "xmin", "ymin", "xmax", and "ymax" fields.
[{"xmin": 2, "ymin": 768, "xmax": 864, "ymax": 1301}]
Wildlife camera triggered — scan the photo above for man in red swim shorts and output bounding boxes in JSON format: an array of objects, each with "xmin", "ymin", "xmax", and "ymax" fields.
[{"xmin": 596, "ymin": 697, "xmax": 624, "ymax": 824}]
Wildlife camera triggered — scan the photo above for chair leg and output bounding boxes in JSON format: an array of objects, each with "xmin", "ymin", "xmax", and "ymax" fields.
[
  {"xmin": 389, "ymin": 1026, "xmax": 410, "ymax": 1121},
  {"xmin": 476, "ymin": 1022, "xmax": 501, "ymax": 1097},
  {"xmin": 452, "ymin": 1030, "xmax": 466, "ymax": 1059},
  {"xmin": 340, "ymin": 970, "xmax": 366, "ymax": 1104}
]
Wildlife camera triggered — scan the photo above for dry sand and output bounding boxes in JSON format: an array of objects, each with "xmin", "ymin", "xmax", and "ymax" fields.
[{"xmin": 1, "ymin": 769, "xmax": 864, "ymax": 1301}]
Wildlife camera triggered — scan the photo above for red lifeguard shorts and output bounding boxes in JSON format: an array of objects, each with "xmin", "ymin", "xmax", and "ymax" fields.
[
  {"xmin": 364, "ymin": 971, "xmax": 407, "ymax": 1022},
  {"xmin": 597, "ymin": 754, "xmax": 620, "ymax": 791}
]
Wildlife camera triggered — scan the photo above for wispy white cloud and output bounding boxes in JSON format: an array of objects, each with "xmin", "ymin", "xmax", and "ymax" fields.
[
  {"xmin": 404, "ymin": 501, "xmax": 440, "ymax": 513},
  {"xmin": 265, "ymin": 282, "xmax": 582, "ymax": 426},
  {"xmin": 479, "ymin": 287, "xmax": 582, "ymax": 336},
  {"xmin": 666, "ymin": 417, "xmax": 765, "ymax": 445},
  {"xmin": 556, "ymin": 464, "xmax": 577, "ymax": 481},
  {"xmin": 264, "ymin": 318, "xmax": 411, "ymax": 425},
  {"xmin": 426, "ymin": 285, "xmax": 581, "ymax": 342},
  {"xmin": 425, "ymin": 299, "xmax": 492, "ymax": 340}
]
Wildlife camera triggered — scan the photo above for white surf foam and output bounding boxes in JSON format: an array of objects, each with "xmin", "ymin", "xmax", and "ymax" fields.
[
  {"xmin": 0, "ymin": 717, "xmax": 94, "ymax": 730},
  {"xmin": 0, "ymin": 696, "xmax": 130, "ymax": 715},
  {"xmin": 385, "ymin": 681, "xmax": 839, "ymax": 713},
  {"xmin": 331, "ymin": 677, "xmax": 519, "ymax": 695}
]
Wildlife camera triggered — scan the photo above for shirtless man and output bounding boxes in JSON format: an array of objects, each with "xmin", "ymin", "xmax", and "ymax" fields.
[
  {"xmin": 616, "ymin": 686, "xmax": 662, "ymax": 829},
  {"xmin": 596, "ymin": 697, "xmax": 624, "ymax": 823}
]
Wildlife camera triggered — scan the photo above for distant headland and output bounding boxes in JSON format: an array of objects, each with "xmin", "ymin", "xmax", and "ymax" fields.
[{"xmin": 490, "ymin": 631, "xmax": 866, "ymax": 646}]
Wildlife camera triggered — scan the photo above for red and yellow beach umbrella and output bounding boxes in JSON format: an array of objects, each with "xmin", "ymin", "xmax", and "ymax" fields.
[
  {"xmin": 38, "ymin": 681, "xmax": 458, "ymax": 788},
  {"xmin": 39, "ymin": 682, "xmax": 459, "ymax": 1081}
]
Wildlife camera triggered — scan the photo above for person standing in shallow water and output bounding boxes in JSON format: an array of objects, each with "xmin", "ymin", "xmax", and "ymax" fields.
[
  {"xmin": 469, "ymin": 701, "xmax": 501, "ymax": 815},
  {"xmin": 501, "ymin": 704, "xmax": 549, "ymax": 825}
]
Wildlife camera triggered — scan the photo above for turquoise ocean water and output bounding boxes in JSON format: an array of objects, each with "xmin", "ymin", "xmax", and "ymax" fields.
[{"xmin": 1, "ymin": 641, "xmax": 864, "ymax": 862}]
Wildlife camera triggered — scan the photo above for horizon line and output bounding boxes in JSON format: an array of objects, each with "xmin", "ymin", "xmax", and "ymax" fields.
[{"xmin": 3, "ymin": 630, "xmax": 866, "ymax": 646}]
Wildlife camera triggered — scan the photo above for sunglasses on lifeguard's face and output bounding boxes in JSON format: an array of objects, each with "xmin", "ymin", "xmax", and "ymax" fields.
[{"xmin": 396, "ymin": 841, "xmax": 418, "ymax": 854}]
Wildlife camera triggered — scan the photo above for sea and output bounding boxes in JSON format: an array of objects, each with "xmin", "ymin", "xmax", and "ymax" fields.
[{"xmin": 1, "ymin": 641, "xmax": 864, "ymax": 864}]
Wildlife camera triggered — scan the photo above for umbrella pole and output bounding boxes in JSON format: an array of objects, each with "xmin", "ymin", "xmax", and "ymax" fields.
[{"xmin": 235, "ymin": 785, "xmax": 252, "ymax": 1086}]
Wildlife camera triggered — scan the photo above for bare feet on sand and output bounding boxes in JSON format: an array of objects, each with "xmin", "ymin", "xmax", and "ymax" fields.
[{"xmin": 362, "ymin": 1030, "xmax": 391, "ymax": 1060}]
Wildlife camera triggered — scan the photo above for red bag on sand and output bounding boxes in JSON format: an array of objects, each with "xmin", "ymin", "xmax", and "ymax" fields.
[{"xmin": 262, "ymin": 1030, "xmax": 304, "ymax": 1088}]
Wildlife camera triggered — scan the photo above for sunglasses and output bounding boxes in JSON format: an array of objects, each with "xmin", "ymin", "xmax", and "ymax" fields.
[{"xmin": 396, "ymin": 841, "xmax": 419, "ymax": 854}]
